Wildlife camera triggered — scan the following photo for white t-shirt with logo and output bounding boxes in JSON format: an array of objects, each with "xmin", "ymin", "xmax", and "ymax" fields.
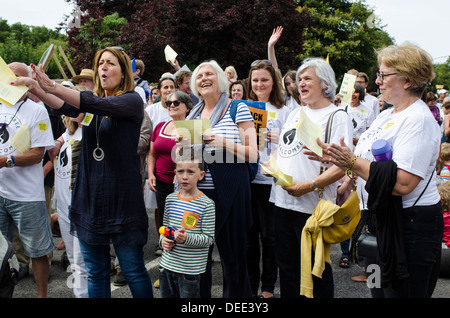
[
  {"xmin": 362, "ymin": 93, "xmax": 379, "ymax": 118},
  {"xmin": 54, "ymin": 127, "xmax": 82, "ymax": 222},
  {"xmin": 354, "ymin": 98, "xmax": 441, "ymax": 209},
  {"xmin": 0, "ymin": 99, "xmax": 54, "ymax": 201},
  {"xmin": 253, "ymin": 103, "xmax": 292, "ymax": 185},
  {"xmin": 339, "ymin": 102, "xmax": 375, "ymax": 139},
  {"xmin": 272, "ymin": 104, "xmax": 353, "ymax": 213}
]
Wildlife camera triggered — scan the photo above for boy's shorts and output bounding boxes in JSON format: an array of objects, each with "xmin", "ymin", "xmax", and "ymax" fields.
[{"xmin": 0, "ymin": 196, "xmax": 55, "ymax": 258}]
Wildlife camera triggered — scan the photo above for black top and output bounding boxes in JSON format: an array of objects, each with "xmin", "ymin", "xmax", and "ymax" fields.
[{"xmin": 56, "ymin": 91, "xmax": 148, "ymax": 245}]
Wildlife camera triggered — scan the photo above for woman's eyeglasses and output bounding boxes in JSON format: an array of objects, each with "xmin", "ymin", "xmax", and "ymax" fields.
[
  {"xmin": 251, "ymin": 59, "xmax": 273, "ymax": 67},
  {"xmin": 167, "ymin": 100, "xmax": 181, "ymax": 107},
  {"xmin": 377, "ymin": 72, "xmax": 397, "ymax": 81}
]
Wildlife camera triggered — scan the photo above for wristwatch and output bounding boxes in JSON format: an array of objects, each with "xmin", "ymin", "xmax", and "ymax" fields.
[
  {"xmin": 312, "ymin": 179, "xmax": 320, "ymax": 191},
  {"xmin": 5, "ymin": 155, "xmax": 14, "ymax": 168}
]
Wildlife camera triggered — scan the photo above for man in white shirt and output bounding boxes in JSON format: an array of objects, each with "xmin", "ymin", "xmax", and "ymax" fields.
[
  {"xmin": 0, "ymin": 62, "xmax": 55, "ymax": 297},
  {"xmin": 356, "ymin": 72, "xmax": 380, "ymax": 118}
]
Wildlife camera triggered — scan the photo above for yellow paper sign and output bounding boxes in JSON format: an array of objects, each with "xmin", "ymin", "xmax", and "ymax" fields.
[
  {"xmin": 259, "ymin": 154, "xmax": 293, "ymax": 187},
  {"xmin": 164, "ymin": 45, "xmax": 178, "ymax": 64},
  {"xmin": 295, "ymin": 107, "xmax": 323, "ymax": 156},
  {"xmin": 174, "ymin": 118, "xmax": 211, "ymax": 144},
  {"xmin": 0, "ymin": 55, "xmax": 29, "ymax": 107},
  {"xmin": 10, "ymin": 124, "xmax": 31, "ymax": 153},
  {"xmin": 338, "ymin": 73, "xmax": 356, "ymax": 105}
]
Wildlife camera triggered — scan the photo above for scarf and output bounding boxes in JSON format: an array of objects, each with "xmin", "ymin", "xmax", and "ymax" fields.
[{"xmin": 186, "ymin": 92, "xmax": 229, "ymax": 127}]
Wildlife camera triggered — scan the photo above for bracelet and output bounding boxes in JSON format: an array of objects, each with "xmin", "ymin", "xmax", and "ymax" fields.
[
  {"xmin": 55, "ymin": 139, "xmax": 63, "ymax": 146},
  {"xmin": 346, "ymin": 155, "xmax": 358, "ymax": 177},
  {"xmin": 11, "ymin": 155, "xmax": 15, "ymax": 168}
]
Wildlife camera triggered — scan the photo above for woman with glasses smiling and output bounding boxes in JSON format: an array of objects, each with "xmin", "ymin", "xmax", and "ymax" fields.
[
  {"xmin": 311, "ymin": 42, "xmax": 442, "ymax": 298},
  {"xmin": 147, "ymin": 91, "xmax": 193, "ymax": 237}
]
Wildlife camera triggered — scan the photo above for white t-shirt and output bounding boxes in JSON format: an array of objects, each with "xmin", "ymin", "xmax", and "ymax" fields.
[
  {"xmin": 54, "ymin": 127, "xmax": 82, "ymax": 222},
  {"xmin": 285, "ymin": 96, "xmax": 301, "ymax": 111},
  {"xmin": 362, "ymin": 93, "xmax": 379, "ymax": 118},
  {"xmin": 0, "ymin": 98, "xmax": 54, "ymax": 201},
  {"xmin": 272, "ymin": 104, "xmax": 354, "ymax": 213},
  {"xmin": 354, "ymin": 98, "xmax": 441, "ymax": 209},
  {"xmin": 145, "ymin": 101, "xmax": 171, "ymax": 127},
  {"xmin": 253, "ymin": 103, "xmax": 291, "ymax": 185},
  {"xmin": 339, "ymin": 102, "xmax": 375, "ymax": 139}
]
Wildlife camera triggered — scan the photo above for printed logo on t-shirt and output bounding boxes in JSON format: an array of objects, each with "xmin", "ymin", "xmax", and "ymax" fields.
[
  {"xmin": 356, "ymin": 127, "xmax": 383, "ymax": 160},
  {"xmin": 0, "ymin": 112, "xmax": 21, "ymax": 155},
  {"xmin": 55, "ymin": 146, "xmax": 72, "ymax": 179},
  {"xmin": 278, "ymin": 127, "xmax": 304, "ymax": 158}
]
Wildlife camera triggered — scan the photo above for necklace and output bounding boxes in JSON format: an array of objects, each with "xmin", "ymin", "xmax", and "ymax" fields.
[
  {"xmin": 93, "ymin": 116, "xmax": 105, "ymax": 161},
  {"xmin": 0, "ymin": 98, "xmax": 28, "ymax": 133}
]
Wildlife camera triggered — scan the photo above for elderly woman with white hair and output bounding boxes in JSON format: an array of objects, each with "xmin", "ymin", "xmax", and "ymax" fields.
[
  {"xmin": 264, "ymin": 58, "xmax": 353, "ymax": 298},
  {"xmin": 186, "ymin": 60, "xmax": 258, "ymax": 298}
]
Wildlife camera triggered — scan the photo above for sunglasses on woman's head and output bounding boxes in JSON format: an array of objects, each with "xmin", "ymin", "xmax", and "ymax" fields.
[
  {"xmin": 251, "ymin": 59, "xmax": 273, "ymax": 67},
  {"xmin": 167, "ymin": 100, "xmax": 181, "ymax": 107}
]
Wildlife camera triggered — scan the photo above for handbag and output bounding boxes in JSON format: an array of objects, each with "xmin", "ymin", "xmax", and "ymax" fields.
[{"xmin": 315, "ymin": 109, "xmax": 361, "ymax": 244}]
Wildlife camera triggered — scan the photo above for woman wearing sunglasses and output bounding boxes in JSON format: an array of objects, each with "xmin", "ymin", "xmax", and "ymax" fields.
[{"xmin": 147, "ymin": 91, "xmax": 194, "ymax": 234}]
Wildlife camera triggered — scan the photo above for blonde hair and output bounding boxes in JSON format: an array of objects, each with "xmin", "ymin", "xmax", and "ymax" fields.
[
  {"xmin": 438, "ymin": 181, "xmax": 450, "ymax": 212},
  {"xmin": 93, "ymin": 47, "xmax": 135, "ymax": 97},
  {"xmin": 441, "ymin": 143, "xmax": 450, "ymax": 162},
  {"xmin": 377, "ymin": 42, "xmax": 435, "ymax": 97}
]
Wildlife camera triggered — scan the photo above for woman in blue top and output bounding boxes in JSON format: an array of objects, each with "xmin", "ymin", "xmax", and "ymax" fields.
[{"xmin": 15, "ymin": 47, "xmax": 153, "ymax": 298}]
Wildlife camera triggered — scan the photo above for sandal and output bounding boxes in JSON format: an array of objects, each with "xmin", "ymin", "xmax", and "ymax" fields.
[{"xmin": 339, "ymin": 256, "xmax": 350, "ymax": 268}]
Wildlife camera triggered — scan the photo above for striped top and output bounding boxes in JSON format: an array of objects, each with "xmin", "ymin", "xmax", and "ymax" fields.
[
  {"xmin": 159, "ymin": 191, "xmax": 216, "ymax": 275},
  {"xmin": 197, "ymin": 101, "xmax": 254, "ymax": 189}
]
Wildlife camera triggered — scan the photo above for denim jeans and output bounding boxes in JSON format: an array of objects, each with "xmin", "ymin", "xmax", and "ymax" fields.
[
  {"xmin": 159, "ymin": 267, "xmax": 200, "ymax": 298},
  {"xmin": 78, "ymin": 240, "xmax": 153, "ymax": 298},
  {"xmin": 0, "ymin": 196, "xmax": 54, "ymax": 258}
]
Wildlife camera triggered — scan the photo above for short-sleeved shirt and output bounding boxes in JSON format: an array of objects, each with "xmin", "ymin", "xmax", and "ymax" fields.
[
  {"xmin": 354, "ymin": 99, "xmax": 441, "ymax": 209},
  {"xmin": 272, "ymin": 104, "xmax": 354, "ymax": 213},
  {"xmin": 0, "ymin": 98, "xmax": 54, "ymax": 201}
]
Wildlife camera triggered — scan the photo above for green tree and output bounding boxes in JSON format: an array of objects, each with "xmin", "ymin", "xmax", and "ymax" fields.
[
  {"xmin": 295, "ymin": 0, "xmax": 393, "ymax": 89},
  {"xmin": 432, "ymin": 57, "xmax": 450, "ymax": 92},
  {"xmin": 0, "ymin": 18, "xmax": 69, "ymax": 79}
]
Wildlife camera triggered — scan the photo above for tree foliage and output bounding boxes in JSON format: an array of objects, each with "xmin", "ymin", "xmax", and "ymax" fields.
[
  {"xmin": 295, "ymin": 0, "xmax": 394, "ymax": 89},
  {"xmin": 432, "ymin": 57, "xmax": 450, "ymax": 92},
  {"xmin": 0, "ymin": 18, "xmax": 67, "ymax": 78},
  {"xmin": 65, "ymin": 0, "xmax": 312, "ymax": 82}
]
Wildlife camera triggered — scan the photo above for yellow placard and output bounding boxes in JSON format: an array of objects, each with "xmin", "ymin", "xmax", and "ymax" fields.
[
  {"xmin": 338, "ymin": 73, "xmax": 356, "ymax": 105},
  {"xmin": 0, "ymin": 55, "xmax": 28, "ymax": 107},
  {"xmin": 295, "ymin": 107, "xmax": 323, "ymax": 156},
  {"xmin": 259, "ymin": 153, "xmax": 293, "ymax": 187},
  {"xmin": 10, "ymin": 124, "xmax": 31, "ymax": 153},
  {"xmin": 174, "ymin": 118, "xmax": 211, "ymax": 144},
  {"xmin": 249, "ymin": 107, "xmax": 268, "ymax": 150}
]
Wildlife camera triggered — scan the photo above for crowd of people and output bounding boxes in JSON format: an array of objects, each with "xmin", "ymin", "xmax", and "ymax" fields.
[{"xmin": 1, "ymin": 26, "xmax": 449, "ymax": 300}]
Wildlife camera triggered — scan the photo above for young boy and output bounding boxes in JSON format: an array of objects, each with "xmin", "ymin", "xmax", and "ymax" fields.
[
  {"xmin": 438, "ymin": 143, "xmax": 450, "ymax": 184},
  {"xmin": 158, "ymin": 150, "xmax": 215, "ymax": 298}
]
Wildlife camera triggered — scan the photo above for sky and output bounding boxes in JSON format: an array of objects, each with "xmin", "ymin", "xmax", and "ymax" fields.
[{"xmin": 1, "ymin": 0, "xmax": 449, "ymax": 64}]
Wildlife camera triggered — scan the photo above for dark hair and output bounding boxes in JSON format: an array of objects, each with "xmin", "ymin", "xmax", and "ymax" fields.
[
  {"xmin": 229, "ymin": 80, "xmax": 248, "ymax": 100},
  {"xmin": 176, "ymin": 147, "xmax": 205, "ymax": 171},
  {"xmin": 354, "ymin": 83, "xmax": 365, "ymax": 102},
  {"xmin": 247, "ymin": 61, "xmax": 284, "ymax": 108}
]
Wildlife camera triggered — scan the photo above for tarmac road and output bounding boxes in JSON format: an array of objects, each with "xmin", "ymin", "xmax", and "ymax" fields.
[{"xmin": 9, "ymin": 208, "xmax": 450, "ymax": 300}]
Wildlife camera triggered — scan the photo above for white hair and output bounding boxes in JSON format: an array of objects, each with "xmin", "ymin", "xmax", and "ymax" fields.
[
  {"xmin": 296, "ymin": 57, "xmax": 337, "ymax": 101},
  {"xmin": 190, "ymin": 60, "xmax": 229, "ymax": 99}
]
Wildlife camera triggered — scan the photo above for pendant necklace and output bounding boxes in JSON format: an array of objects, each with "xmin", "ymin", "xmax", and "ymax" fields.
[
  {"xmin": 0, "ymin": 98, "xmax": 27, "ymax": 135},
  {"xmin": 93, "ymin": 116, "xmax": 105, "ymax": 161}
]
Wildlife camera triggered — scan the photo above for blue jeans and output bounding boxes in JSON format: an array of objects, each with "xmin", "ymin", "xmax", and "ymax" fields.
[
  {"xmin": 159, "ymin": 267, "xmax": 200, "ymax": 298},
  {"xmin": 0, "ymin": 196, "xmax": 54, "ymax": 258},
  {"xmin": 79, "ymin": 240, "xmax": 153, "ymax": 298}
]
